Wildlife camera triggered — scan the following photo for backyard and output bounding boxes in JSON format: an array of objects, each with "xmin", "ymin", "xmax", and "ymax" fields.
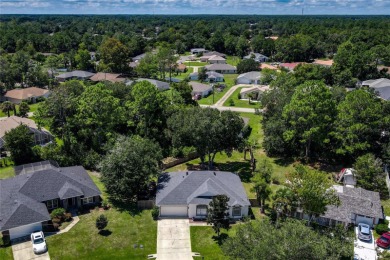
[
  {"xmin": 197, "ymin": 74, "xmax": 238, "ymax": 105},
  {"xmin": 0, "ymin": 103, "xmax": 40, "ymax": 117},
  {"xmin": 222, "ymin": 87, "xmax": 262, "ymax": 109}
]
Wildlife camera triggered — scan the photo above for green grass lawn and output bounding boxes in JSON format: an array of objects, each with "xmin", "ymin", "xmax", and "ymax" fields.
[
  {"xmin": 226, "ymin": 56, "xmax": 241, "ymax": 66},
  {"xmin": 0, "ymin": 242, "xmax": 13, "ymax": 260},
  {"xmin": 0, "ymin": 103, "xmax": 40, "ymax": 117},
  {"xmin": 197, "ymin": 74, "xmax": 238, "ymax": 105},
  {"xmin": 47, "ymin": 173, "xmax": 157, "ymax": 260},
  {"xmin": 0, "ymin": 166, "xmax": 15, "ymax": 179},
  {"xmin": 191, "ymin": 226, "xmax": 237, "ymax": 260},
  {"xmin": 222, "ymin": 87, "xmax": 262, "ymax": 109},
  {"xmin": 174, "ymin": 67, "xmax": 194, "ymax": 80},
  {"xmin": 382, "ymin": 199, "xmax": 390, "ymax": 217},
  {"xmin": 184, "ymin": 61, "xmax": 207, "ymax": 66}
]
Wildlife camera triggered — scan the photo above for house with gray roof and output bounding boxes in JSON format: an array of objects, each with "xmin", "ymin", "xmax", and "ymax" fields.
[
  {"xmin": 189, "ymin": 71, "xmax": 224, "ymax": 82},
  {"xmin": 362, "ymin": 78, "xmax": 390, "ymax": 101},
  {"xmin": 189, "ymin": 82, "xmax": 213, "ymax": 98},
  {"xmin": 55, "ymin": 70, "xmax": 95, "ymax": 82},
  {"xmin": 136, "ymin": 78, "xmax": 170, "ymax": 91},
  {"xmin": 0, "ymin": 161, "xmax": 101, "ymax": 240},
  {"xmin": 295, "ymin": 185, "xmax": 383, "ymax": 227},
  {"xmin": 190, "ymin": 48, "xmax": 207, "ymax": 55},
  {"xmin": 205, "ymin": 64, "xmax": 237, "ymax": 74},
  {"xmin": 156, "ymin": 171, "xmax": 250, "ymax": 218},
  {"xmin": 237, "ymin": 71, "xmax": 263, "ymax": 85},
  {"xmin": 243, "ymin": 52, "xmax": 269, "ymax": 63}
]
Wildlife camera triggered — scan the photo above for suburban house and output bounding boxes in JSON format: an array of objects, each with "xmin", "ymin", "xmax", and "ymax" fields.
[
  {"xmin": 200, "ymin": 55, "xmax": 226, "ymax": 64},
  {"xmin": 190, "ymin": 48, "xmax": 206, "ymax": 55},
  {"xmin": 189, "ymin": 71, "xmax": 224, "ymax": 82},
  {"xmin": 4, "ymin": 87, "xmax": 50, "ymax": 104},
  {"xmin": 0, "ymin": 116, "xmax": 53, "ymax": 150},
  {"xmin": 205, "ymin": 64, "xmax": 237, "ymax": 74},
  {"xmin": 55, "ymin": 70, "xmax": 95, "ymax": 82},
  {"xmin": 295, "ymin": 185, "xmax": 383, "ymax": 227},
  {"xmin": 136, "ymin": 78, "xmax": 170, "ymax": 91},
  {"xmin": 0, "ymin": 161, "xmax": 101, "ymax": 240},
  {"xmin": 313, "ymin": 59, "xmax": 334, "ymax": 67},
  {"xmin": 156, "ymin": 171, "xmax": 250, "ymax": 219},
  {"xmin": 239, "ymin": 86, "xmax": 269, "ymax": 100},
  {"xmin": 189, "ymin": 82, "xmax": 213, "ymax": 98},
  {"xmin": 279, "ymin": 62, "xmax": 305, "ymax": 71},
  {"xmin": 202, "ymin": 51, "xmax": 226, "ymax": 58},
  {"xmin": 260, "ymin": 63, "xmax": 278, "ymax": 71},
  {"xmin": 177, "ymin": 63, "xmax": 187, "ymax": 72},
  {"xmin": 361, "ymin": 78, "xmax": 390, "ymax": 101},
  {"xmin": 336, "ymin": 168, "xmax": 357, "ymax": 187},
  {"xmin": 243, "ymin": 52, "xmax": 269, "ymax": 63},
  {"xmin": 90, "ymin": 72, "xmax": 127, "ymax": 83},
  {"xmin": 132, "ymin": 53, "xmax": 147, "ymax": 62},
  {"xmin": 236, "ymin": 71, "xmax": 263, "ymax": 85}
]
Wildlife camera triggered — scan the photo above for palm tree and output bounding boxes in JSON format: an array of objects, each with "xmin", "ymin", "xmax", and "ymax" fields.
[{"xmin": 1, "ymin": 101, "xmax": 14, "ymax": 117}]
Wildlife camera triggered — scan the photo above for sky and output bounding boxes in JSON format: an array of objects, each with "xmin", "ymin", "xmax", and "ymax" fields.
[{"xmin": 1, "ymin": 0, "xmax": 390, "ymax": 15}]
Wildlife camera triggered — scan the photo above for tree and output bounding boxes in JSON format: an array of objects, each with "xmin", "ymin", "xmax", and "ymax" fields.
[
  {"xmin": 1, "ymin": 101, "xmax": 14, "ymax": 117},
  {"xmin": 100, "ymin": 135, "xmax": 162, "ymax": 202},
  {"xmin": 4, "ymin": 124, "xmax": 37, "ymax": 165},
  {"xmin": 222, "ymin": 219, "xmax": 353, "ymax": 260},
  {"xmin": 18, "ymin": 101, "xmax": 30, "ymax": 117},
  {"xmin": 286, "ymin": 165, "xmax": 340, "ymax": 225},
  {"xmin": 171, "ymin": 81, "xmax": 197, "ymax": 106},
  {"xmin": 353, "ymin": 153, "xmax": 388, "ymax": 199},
  {"xmin": 236, "ymin": 59, "xmax": 260, "ymax": 74},
  {"xmin": 96, "ymin": 214, "xmax": 108, "ymax": 233},
  {"xmin": 282, "ymin": 80, "xmax": 336, "ymax": 160},
  {"xmin": 198, "ymin": 67, "xmax": 207, "ymax": 82},
  {"xmin": 207, "ymin": 195, "xmax": 230, "ymax": 237},
  {"xmin": 135, "ymin": 52, "xmax": 158, "ymax": 78},
  {"xmin": 98, "ymin": 38, "xmax": 129, "ymax": 73},
  {"xmin": 75, "ymin": 44, "xmax": 91, "ymax": 70},
  {"xmin": 251, "ymin": 159, "xmax": 273, "ymax": 213}
]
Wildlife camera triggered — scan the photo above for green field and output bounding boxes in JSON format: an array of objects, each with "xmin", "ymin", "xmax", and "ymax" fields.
[{"xmin": 197, "ymin": 74, "xmax": 238, "ymax": 105}]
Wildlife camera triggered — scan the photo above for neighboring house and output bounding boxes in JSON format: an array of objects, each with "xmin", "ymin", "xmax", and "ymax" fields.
[
  {"xmin": 295, "ymin": 185, "xmax": 383, "ymax": 228},
  {"xmin": 55, "ymin": 70, "xmax": 95, "ymax": 82},
  {"xmin": 279, "ymin": 62, "xmax": 305, "ymax": 71},
  {"xmin": 4, "ymin": 87, "xmax": 50, "ymax": 104},
  {"xmin": 336, "ymin": 168, "xmax": 357, "ymax": 187},
  {"xmin": 156, "ymin": 171, "xmax": 250, "ymax": 219},
  {"xmin": 136, "ymin": 78, "xmax": 170, "ymax": 91},
  {"xmin": 361, "ymin": 78, "xmax": 390, "ymax": 101},
  {"xmin": 313, "ymin": 59, "xmax": 333, "ymax": 67},
  {"xmin": 189, "ymin": 82, "xmax": 213, "ymax": 98},
  {"xmin": 378, "ymin": 66, "xmax": 390, "ymax": 75},
  {"xmin": 205, "ymin": 64, "xmax": 237, "ymax": 74},
  {"xmin": 260, "ymin": 63, "xmax": 278, "ymax": 71},
  {"xmin": 243, "ymin": 52, "xmax": 269, "ymax": 63},
  {"xmin": 200, "ymin": 55, "xmax": 227, "ymax": 64},
  {"xmin": 237, "ymin": 71, "xmax": 263, "ymax": 85},
  {"xmin": 240, "ymin": 86, "xmax": 269, "ymax": 100},
  {"xmin": 177, "ymin": 63, "xmax": 187, "ymax": 72},
  {"xmin": 190, "ymin": 48, "xmax": 206, "ymax": 55},
  {"xmin": 132, "ymin": 53, "xmax": 147, "ymax": 62},
  {"xmin": 0, "ymin": 161, "xmax": 101, "ymax": 240},
  {"xmin": 189, "ymin": 71, "xmax": 224, "ymax": 82},
  {"xmin": 0, "ymin": 116, "xmax": 53, "ymax": 150},
  {"xmin": 90, "ymin": 72, "xmax": 127, "ymax": 83},
  {"xmin": 202, "ymin": 51, "xmax": 226, "ymax": 58},
  {"xmin": 165, "ymin": 77, "xmax": 181, "ymax": 83}
]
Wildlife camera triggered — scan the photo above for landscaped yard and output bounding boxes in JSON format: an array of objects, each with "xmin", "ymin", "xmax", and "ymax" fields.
[
  {"xmin": 174, "ymin": 67, "xmax": 194, "ymax": 80},
  {"xmin": 184, "ymin": 61, "xmax": 208, "ymax": 67},
  {"xmin": 197, "ymin": 74, "xmax": 238, "ymax": 105},
  {"xmin": 0, "ymin": 242, "xmax": 13, "ymax": 260},
  {"xmin": 0, "ymin": 103, "xmax": 40, "ymax": 117},
  {"xmin": 222, "ymin": 87, "xmax": 262, "ymax": 109}
]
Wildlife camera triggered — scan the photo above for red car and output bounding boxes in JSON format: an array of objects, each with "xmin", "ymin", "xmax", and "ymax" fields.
[{"xmin": 376, "ymin": 232, "xmax": 390, "ymax": 248}]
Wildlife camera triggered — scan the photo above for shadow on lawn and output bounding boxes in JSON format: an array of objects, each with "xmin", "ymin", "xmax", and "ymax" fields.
[
  {"xmin": 98, "ymin": 229, "xmax": 112, "ymax": 237},
  {"xmin": 215, "ymin": 161, "xmax": 252, "ymax": 183},
  {"xmin": 109, "ymin": 199, "xmax": 142, "ymax": 216},
  {"xmin": 212, "ymin": 233, "xmax": 229, "ymax": 246},
  {"xmin": 273, "ymin": 157, "xmax": 295, "ymax": 167}
]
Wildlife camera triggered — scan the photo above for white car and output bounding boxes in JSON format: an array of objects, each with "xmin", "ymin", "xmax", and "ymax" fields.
[{"xmin": 31, "ymin": 231, "xmax": 47, "ymax": 254}]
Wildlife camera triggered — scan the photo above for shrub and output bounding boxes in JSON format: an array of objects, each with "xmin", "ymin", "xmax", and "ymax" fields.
[
  {"xmin": 52, "ymin": 223, "xmax": 60, "ymax": 231},
  {"xmin": 102, "ymin": 200, "xmax": 109, "ymax": 210},
  {"xmin": 96, "ymin": 214, "xmax": 108, "ymax": 232},
  {"xmin": 229, "ymin": 99, "xmax": 235, "ymax": 106},
  {"xmin": 64, "ymin": 213, "xmax": 72, "ymax": 222},
  {"xmin": 151, "ymin": 206, "xmax": 159, "ymax": 220},
  {"xmin": 182, "ymin": 146, "xmax": 196, "ymax": 157},
  {"xmin": 50, "ymin": 208, "xmax": 65, "ymax": 219},
  {"xmin": 52, "ymin": 218, "xmax": 61, "ymax": 224},
  {"xmin": 0, "ymin": 234, "xmax": 10, "ymax": 246},
  {"xmin": 376, "ymin": 220, "xmax": 389, "ymax": 235}
]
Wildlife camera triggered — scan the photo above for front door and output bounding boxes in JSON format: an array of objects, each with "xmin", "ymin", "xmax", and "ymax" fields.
[{"xmin": 67, "ymin": 197, "xmax": 77, "ymax": 207}]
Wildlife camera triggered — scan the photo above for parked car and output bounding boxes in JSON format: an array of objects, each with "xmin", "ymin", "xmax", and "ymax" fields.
[
  {"xmin": 376, "ymin": 232, "xmax": 390, "ymax": 248},
  {"xmin": 31, "ymin": 231, "xmax": 47, "ymax": 254},
  {"xmin": 357, "ymin": 223, "xmax": 371, "ymax": 241}
]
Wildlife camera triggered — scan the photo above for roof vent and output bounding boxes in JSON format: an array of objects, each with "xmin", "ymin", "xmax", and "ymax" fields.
[{"xmin": 213, "ymin": 172, "xmax": 216, "ymax": 176}]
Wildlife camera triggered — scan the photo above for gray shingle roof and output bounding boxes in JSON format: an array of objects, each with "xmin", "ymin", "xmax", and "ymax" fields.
[
  {"xmin": 322, "ymin": 186, "xmax": 383, "ymax": 224},
  {"xmin": 189, "ymin": 82, "xmax": 212, "ymax": 93},
  {"xmin": 136, "ymin": 78, "xmax": 170, "ymax": 91},
  {"xmin": 55, "ymin": 70, "xmax": 95, "ymax": 80},
  {"xmin": 362, "ymin": 78, "xmax": 390, "ymax": 100},
  {"xmin": 205, "ymin": 64, "xmax": 236, "ymax": 71},
  {"xmin": 237, "ymin": 71, "xmax": 262, "ymax": 81},
  {"xmin": 0, "ymin": 164, "xmax": 101, "ymax": 231},
  {"xmin": 156, "ymin": 171, "xmax": 250, "ymax": 207}
]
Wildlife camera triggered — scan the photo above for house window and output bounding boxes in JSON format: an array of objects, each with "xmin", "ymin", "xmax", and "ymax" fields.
[
  {"xmin": 196, "ymin": 205, "xmax": 208, "ymax": 216},
  {"xmin": 232, "ymin": 206, "xmax": 241, "ymax": 216},
  {"xmin": 82, "ymin": 197, "xmax": 94, "ymax": 204},
  {"xmin": 47, "ymin": 199, "xmax": 58, "ymax": 209}
]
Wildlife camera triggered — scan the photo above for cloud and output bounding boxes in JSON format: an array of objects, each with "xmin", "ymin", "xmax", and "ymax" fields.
[{"xmin": 1, "ymin": 0, "xmax": 389, "ymax": 14}]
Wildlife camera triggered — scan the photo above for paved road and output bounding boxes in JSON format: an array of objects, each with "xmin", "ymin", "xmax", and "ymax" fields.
[
  {"xmin": 156, "ymin": 219, "xmax": 193, "ymax": 260},
  {"xmin": 12, "ymin": 241, "xmax": 50, "ymax": 260}
]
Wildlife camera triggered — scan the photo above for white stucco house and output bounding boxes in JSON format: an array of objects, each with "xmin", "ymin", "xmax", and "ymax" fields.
[
  {"xmin": 156, "ymin": 171, "xmax": 250, "ymax": 219},
  {"xmin": 236, "ymin": 71, "xmax": 263, "ymax": 85}
]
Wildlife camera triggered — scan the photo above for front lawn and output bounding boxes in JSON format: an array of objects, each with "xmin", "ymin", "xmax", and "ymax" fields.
[
  {"xmin": 174, "ymin": 67, "xmax": 194, "ymax": 80},
  {"xmin": 0, "ymin": 242, "xmax": 13, "ymax": 260},
  {"xmin": 0, "ymin": 166, "xmax": 15, "ymax": 179},
  {"xmin": 184, "ymin": 61, "xmax": 208, "ymax": 66},
  {"xmin": 222, "ymin": 87, "xmax": 262, "ymax": 109},
  {"xmin": 197, "ymin": 74, "xmax": 238, "ymax": 105}
]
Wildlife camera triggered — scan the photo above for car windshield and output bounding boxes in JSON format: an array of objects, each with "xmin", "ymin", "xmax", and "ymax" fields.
[
  {"xmin": 381, "ymin": 237, "xmax": 389, "ymax": 243},
  {"xmin": 360, "ymin": 228, "xmax": 370, "ymax": 235},
  {"xmin": 33, "ymin": 238, "xmax": 44, "ymax": 244}
]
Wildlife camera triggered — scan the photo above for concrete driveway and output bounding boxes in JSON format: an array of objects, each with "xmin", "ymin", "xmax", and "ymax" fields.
[
  {"xmin": 157, "ymin": 219, "xmax": 193, "ymax": 260},
  {"xmin": 354, "ymin": 227, "xmax": 377, "ymax": 260},
  {"xmin": 12, "ymin": 241, "xmax": 50, "ymax": 260}
]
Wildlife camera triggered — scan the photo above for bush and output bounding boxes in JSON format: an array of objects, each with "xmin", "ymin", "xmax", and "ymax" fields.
[
  {"xmin": 0, "ymin": 234, "xmax": 10, "ymax": 246},
  {"xmin": 96, "ymin": 214, "xmax": 108, "ymax": 231},
  {"xmin": 376, "ymin": 221, "xmax": 389, "ymax": 235},
  {"xmin": 101, "ymin": 200, "xmax": 109, "ymax": 210},
  {"xmin": 50, "ymin": 208, "xmax": 65, "ymax": 219},
  {"xmin": 64, "ymin": 213, "xmax": 72, "ymax": 222},
  {"xmin": 229, "ymin": 99, "xmax": 235, "ymax": 106},
  {"xmin": 151, "ymin": 206, "xmax": 159, "ymax": 220},
  {"xmin": 182, "ymin": 146, "xmax": 196, "ymax": 157},
  {"xmin": 52, "ymin": 218, "xmax": 61, "ymax": 224},
  {"xmin": 52, "ymin": 223, "xmax": 60, "ymax": 231}
]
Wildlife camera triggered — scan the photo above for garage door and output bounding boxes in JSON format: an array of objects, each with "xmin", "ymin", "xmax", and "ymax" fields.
[
  {"xmin": 10, "ymin": 222, "xmax": 42, "ymax": 240},
  {"xmin": 160, "ymin": 206, "xmax": 188, "ymax": 217},
  {"xmin": 356, "ymin": 215, "xmax": 374, "ymax": 227}
]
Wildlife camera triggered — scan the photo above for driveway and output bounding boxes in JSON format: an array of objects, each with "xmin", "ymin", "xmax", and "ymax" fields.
[
  {"xmin": 12, "ymin": 240, "xmax": 50, "ymax": 260},
  {"xmin": 157, "ymin": 219, "xmax": 193, "ymax": 260},
  {"xmin": 354, "ymin": 227, "xmax": 377, "ymax": 260}
]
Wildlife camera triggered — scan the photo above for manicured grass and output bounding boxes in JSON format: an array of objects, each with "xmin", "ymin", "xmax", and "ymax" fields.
[
  {"xmin": 0, "ymin": 103, "xmax": 40, "ymax": 117},
  {"xmin": 190, "ymin": 226, "xmax": 237, "ymax": 260},
  {"xmin": 174, "ymin": 67, "xmax": 194, "ymax": 80},
  {"xmin": 0, "ymin": 166, "xmax": 15, "ymax": 179},
  {"xmin": 222, "ymin": 87, "xmax": 262, "ymax": 109},
  {"xmin": 197, "ymin": 74, "xmax": 238, "ymax": 105},
  {"xmin": 184, "ymin": 61, "xmax": 208, "ymax": 66},
  {"xmin": 47, "ymin": 173, "xmax": 157, "ymax": 260},
  {"xmin": 0, "ymin": 243, "xmax": 13, "ymax": 260},
  {"xmin": 382, "ymin": 200, "xmax": 390, "ymax": 217},
  {"xmin": 226, "ymin": 56, "xmax": 241, "ymax": 66}
]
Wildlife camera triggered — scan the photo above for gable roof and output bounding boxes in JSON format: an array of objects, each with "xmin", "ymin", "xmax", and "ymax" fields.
[
  {"xmin": 313, "ymin": 59, "xmax": 334, "ymax": 67},
  {"xmin": 362, "ymin": 78, "xmax": 390, "ymax": 101},
  {"xmin": 202, "ymin": 51, "xmax": 226, "ymax": 57},
  {"xmin": 280, "ymin": 62, "xmax": 305, "ymax": 70},
  {"xmin": 322, "ymin": 185, "xmax": 383, "ymax": 224},
  {"xmin": 260, "ymin": 63, "xmax": 278, "ymax": 70},
  {"xmin": 0, "ymin": 163, "xmax": 101, "ymax": 231},
  {"xmin": 205, "ymin": 64, "xmax": 236, "ymax": 71},
  {"xmin": 136, "ymin": 78, "xmax": 170, "ymax": 91},
  {"xmin": 156, "ymin": 171, "xmax": 250, "ymax": 207},
  {"xmin": 207, "ymin": 55, "xmax": 226, "ymax": 61},
  {"xmin": 55, "ymin": 70, "xmax": 95, "ymax": 80},
  {"xmin": 4, "ymin": 87, "xmax": 49, "ymax": 100},
  {"xmin": 240, "ymin": 85, "xmax": 269, "ymax": 95},
  {"xmin": 90, "ymin": 72, "xmax": 126, "ymax": 83},
  {"xmin": 237, "ymin": 71, "xmax": 262, "ymax": 81},
  {"xmin": 243, "ymin": 52, "xmax": 269, "ymax": 60},
  {"xmin": 189, "ymin": 82, "xmax": 212, "ymax": 93}
]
